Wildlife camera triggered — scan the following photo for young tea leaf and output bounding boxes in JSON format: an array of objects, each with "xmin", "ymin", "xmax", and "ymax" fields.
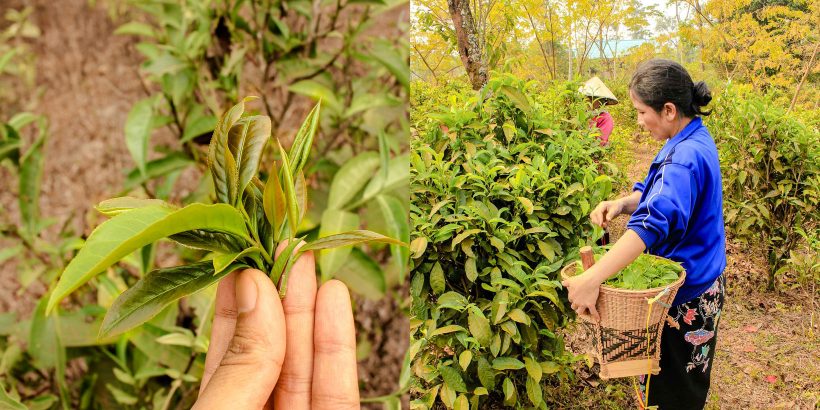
[
  {"xmin": 48, "ymin": 204, "xmax": 251, "ymax": 313},
  {"xmin": 101, "ymin": 261, "xmax": 246, "ymax": 337},
  {"xmin": 318, "ymin": 209, "xmax": 360, "ymax": 281},
  {"xmin": 288, "ymin": 102, "xmax": 321, "ymax": 176}
]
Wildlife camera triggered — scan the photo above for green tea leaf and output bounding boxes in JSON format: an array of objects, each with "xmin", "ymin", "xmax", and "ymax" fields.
[
  {"xmin": 0, "ymin": 124, "xmax": 21, "ymax": 164},
  {"xmin": 270, "ymin": 238, "xmax": 304, "ymax": 284},
  {"xmin": 0, "ymin": 386, "xmax": 26, "ymax": 410},
  {"xmin": 95, "ymin": 197, "xmax": 173, "ymax": 216},
  {"xmin": 294, "ymin": 171, "xmax": 308, "ymax": 224},
  {"xmin": 278, "ymin": 141, "xmax": 300, "ymax": 236},
  {"xmin": 101, "ymin": 261, "xmax": 244, "ymax": 337},
  {"xmin": 48, "ymin": 204, "xmax": 250, "ymax": 313},
  {"xmin": 526, "ymin": 375, "xmax": 542, "ymax": 406},
  {"xmin": 492, "ymin": 357, "xmax": 525, "ymax": 370},
  {"xmin": 212, "ymin": 247, "xmax": 259, "ymax": 274},
  {"xmin": 300, "ymin": 230, "xmax": 405, "ymax": 251},
  {"xmin": 429, "ymin": 262, "xmax": 445, "ymax": 294},
  {"xmin": 169, "ymin": 229, "xmax": 247, "ymax": 253},
  {"xmin": 123, "ymin": 153, "xmax": 193, "ymax": 191},
  {"xmin": 263, "ymin": 159, "xmax": 287, "ymax": 240},
  {"xmin": 289, "ymin": 80, "xmax": 342, "ymax": 113},
  {"xmin": 318, "ymin": 209, "xmax": 360, "ymax": 281},
  {"xmin": 124, "ymin": 97, "xmax": 155, "ymax": 177},
  {"xmin": 439, "ymin": 365, "xmax": 467, "ymax": 393},
  {"xmin": 58, "ymin": 309, "xmax": 118, "ymax": 347},
  {"xmin": 18, "ymin": 130, "xmax": 46, "ymax": 238},
  {"xmin": 236, "ymin": 115, "xmax": 271, "ymax": 194},
  {"xmin": 523, "ymin": 356, "xmax": 542, "ymax": 382},
  {"xmin": 453, "ymin": 394, "xmax": 469, "ymax": 410},
  {"xmin": 465, "ymin": 257, "xmax": 478, "ymax": 282},
  {"xmin": 467, "ymin": 306, "xmax": 491, "ymax": 346},
  {"xmin": 327, "ymin": 152, "xmax": 380, "ymax": 210},
  {"xmin": 288, "ymin": 102, "xmax": 321, "ymax": 175},
  {"xmin": 209, "ymin": 98, "xmax": 252, "ymax": 204},
  {"xmin": 430, "ymin": 324, "xmax": 466, "ymax": 337},
  {"xmin": 362, "ymin": 153, "xmax": 410, "ymax": 201},
  {"xmin": 335, "ymin": 249, "xmax": 386, "ymax": 300},
  {"xmin": 180, "ymin": 105, "xmax": 216, "ymax": 143},
  {"xmin": 457, "ymin": 351, "xmax": 473, "ymax": 373},
  {"xmin": 477, "ymin": 356, "xmax": 495, "ymax": 389},
  {"xmin": 502, "ymin": 377, "xmax": 517, "ymax": 406},
  {"xmin": 368, "ymin": 40, "xmax": 409, "ymax": 87},
  {"xmin": 114, "ymin": 22, "xmax": 157, "ymax": 38},
  {"xmin": 30, "ymin": 295, "xmax": 62, "ymax": 370},
  {"xmin": 376, "ymin": 194, "xmax": 409, "ymax": 281},
  {"xmin": 410, "ymin": 236, "xmax": 428, "ymax": 259}
]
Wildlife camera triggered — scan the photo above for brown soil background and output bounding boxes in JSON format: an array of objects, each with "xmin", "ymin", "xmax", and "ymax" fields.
[{"xmin": 0, "ymin": 0, "xmax": 408, "ymax": 407}]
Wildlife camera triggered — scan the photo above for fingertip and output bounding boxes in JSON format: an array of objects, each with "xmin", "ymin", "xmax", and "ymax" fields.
[
  {"xmin": 275, "ymin": 239, "xmax": 308, "ymax": 258},
  {"xmin": 318, "ymin": 279, "xmax": 351, "ymax": 300}
]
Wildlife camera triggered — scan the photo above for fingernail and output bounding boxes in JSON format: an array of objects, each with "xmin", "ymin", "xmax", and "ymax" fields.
[{"xmin": 236, "ymin": 271, "xmax": 258, "ymax": 313}]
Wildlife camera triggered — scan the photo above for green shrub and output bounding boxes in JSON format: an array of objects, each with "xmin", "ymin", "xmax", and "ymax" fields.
[
  {"xmin": 709, "ymin": 85, "xmax": 820, "ymax": 289},
  {"xmin": 409, "ymin": 74, "xmax": 615, "ymax": 408}
]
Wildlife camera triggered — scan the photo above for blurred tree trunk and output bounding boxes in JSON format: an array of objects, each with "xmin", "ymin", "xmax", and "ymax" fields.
[{"xmin": 448, "ymin": 0, "xmax": 487, "ymax": 90}]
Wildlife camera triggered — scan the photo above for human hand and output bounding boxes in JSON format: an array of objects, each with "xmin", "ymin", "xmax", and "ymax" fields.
[
  {"xmin": 590, "ymin": 199, "xmax": 624, "ymax": 228},
  {"xmin": 194, "ymin": 243, "xmax": 359, "ymax": 410},
  {"xmin": 562, "ymin": 270, "xmax": 602, "ymax": 322}
]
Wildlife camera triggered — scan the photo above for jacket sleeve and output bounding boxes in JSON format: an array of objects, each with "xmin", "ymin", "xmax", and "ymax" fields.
[{"xmin": 627, "ymin": 163, "xmax": 697, "ymax": 249}]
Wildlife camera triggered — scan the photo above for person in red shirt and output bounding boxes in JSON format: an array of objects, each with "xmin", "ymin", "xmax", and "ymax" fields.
[{"xmin": 579, "ymin": 76, "xmax": 618, "ymax": 146}]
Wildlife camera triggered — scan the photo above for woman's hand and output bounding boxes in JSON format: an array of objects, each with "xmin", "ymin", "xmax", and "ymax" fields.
[
  {"xmin": 590, "ymin": 199, "xmax": 625, "ymax": 228},
  {"xmin": 194, "ymin": 242, "xmax": 359, "ymax": 410},
  {"xmin": 562, "ymin": 270, "xmax": 603, "ymax": 322}
]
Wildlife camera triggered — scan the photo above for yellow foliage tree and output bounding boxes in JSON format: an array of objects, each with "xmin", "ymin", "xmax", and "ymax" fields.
[{"xmin": 681, "ymin": 0, "xmax": 819, "ymax": 105}]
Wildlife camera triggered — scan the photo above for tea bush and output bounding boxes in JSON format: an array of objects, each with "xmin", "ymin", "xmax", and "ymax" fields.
[
  {"xmin": 708, "ymin": 85, "xmax": 820, "ymax": 289},
  {"xmin": 409, "ymin": 75, "xmax": 615, "ymax": 408}
]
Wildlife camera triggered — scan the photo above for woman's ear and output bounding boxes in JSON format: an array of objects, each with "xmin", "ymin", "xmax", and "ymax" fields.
[{"xmin": 663, "ymin": 102, "xmax": 678, "ymax": 121}]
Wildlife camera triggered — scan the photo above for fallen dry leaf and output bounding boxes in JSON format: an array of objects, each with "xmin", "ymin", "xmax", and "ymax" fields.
[{"xmin": 743, "ymin": 324, "xmax": 760, "ymax": 333}]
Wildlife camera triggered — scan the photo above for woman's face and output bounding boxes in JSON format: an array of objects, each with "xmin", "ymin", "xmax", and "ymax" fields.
[{"xmin": 629, "ymin": 89, "xmax": 677, "ymax": 141}]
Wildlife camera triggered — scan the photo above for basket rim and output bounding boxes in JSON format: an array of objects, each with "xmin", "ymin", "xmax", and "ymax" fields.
[{"xmin": 561, "ymin": 257, "xmax": 686, "ymax": 297}]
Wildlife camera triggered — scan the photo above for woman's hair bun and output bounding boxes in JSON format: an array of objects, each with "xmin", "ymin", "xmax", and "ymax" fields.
[
  {"xmin": 692, "ymin": 81, "xmax": 712, "ymax": 116},
  {"xmin": 693, "ymin": 81, "xmax": 712, "ymax": 106}
]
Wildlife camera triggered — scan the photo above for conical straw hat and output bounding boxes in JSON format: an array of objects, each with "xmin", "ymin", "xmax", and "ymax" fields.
[{"xmin": 579, "ymin": 76, "xmax": 618, "ymax": 104}]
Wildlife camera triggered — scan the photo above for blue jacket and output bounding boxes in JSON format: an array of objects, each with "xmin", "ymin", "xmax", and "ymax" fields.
[{"xmin": 627, "ymin": 117, "xmax": 726, "ymax": 305}]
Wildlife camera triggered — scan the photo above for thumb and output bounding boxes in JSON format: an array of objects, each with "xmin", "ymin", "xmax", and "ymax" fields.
[{"xmin": 194, "ymin": 269, "xmax": 286, "ymax": 409}]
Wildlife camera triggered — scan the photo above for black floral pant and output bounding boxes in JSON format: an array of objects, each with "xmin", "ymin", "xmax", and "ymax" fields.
[{"xmin": 638, "ymin": 275, "xmax": 725, "ymax": 410}]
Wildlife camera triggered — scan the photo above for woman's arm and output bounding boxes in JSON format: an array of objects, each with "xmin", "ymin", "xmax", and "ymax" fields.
[
  {"xmin": 619, "ymin": 190, "xmax": 643, "ymax": 214},
  {"xmin": 561, "ymin": 229, "xmax": 647, "ymax": 321},
  {"xmin": 590, "ymin": 190, "xmax": 643, "ymax": 228}
]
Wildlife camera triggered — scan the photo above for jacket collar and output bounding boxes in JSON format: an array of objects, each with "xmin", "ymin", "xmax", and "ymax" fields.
[{"xmin": 652, "ymin": 117, "xmax": 703, "ymax": 164}]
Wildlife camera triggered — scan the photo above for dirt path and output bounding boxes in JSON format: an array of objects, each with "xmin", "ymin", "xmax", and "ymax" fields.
[{"xmin": 603, "ymin": 131, "xmax": 820, "ymax": 409}]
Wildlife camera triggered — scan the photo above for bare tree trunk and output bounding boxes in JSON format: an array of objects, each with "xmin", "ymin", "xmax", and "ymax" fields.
[
  {"xmin": 448, "ymin": 0, "xmax": 487, "ymax": 90},
  {"xmin": 523, "ymin": 3, "xmax": 554, "ymax": 80},
  {"xmin": 546, "ymin": 0, "xmax": 558, "ymax": 80},
  {"xmin": 788, "ymin": 40, "xmax": 819, "ymax": 113}
]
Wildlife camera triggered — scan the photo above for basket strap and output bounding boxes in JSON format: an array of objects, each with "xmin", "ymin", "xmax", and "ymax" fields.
[{"xmin": 635, "ymin": 286, "xmax": 671, "ymax": 409}]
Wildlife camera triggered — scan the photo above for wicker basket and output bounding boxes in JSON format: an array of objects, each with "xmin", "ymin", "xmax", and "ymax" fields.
[{"xmin": 560, "ymin": 256, "xmax": 686, "ymax": 379}]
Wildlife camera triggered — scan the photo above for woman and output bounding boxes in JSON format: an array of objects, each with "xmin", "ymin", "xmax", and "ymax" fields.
[
  {"xmin": 563, "ymin": 59, "xmax": 726, "ymax": 409},
  {"xmin": 579, "ymin": 76, "xmax": 618, "ymax": 146}
]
